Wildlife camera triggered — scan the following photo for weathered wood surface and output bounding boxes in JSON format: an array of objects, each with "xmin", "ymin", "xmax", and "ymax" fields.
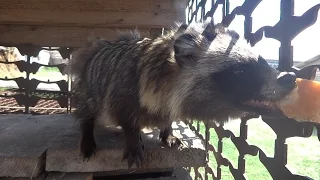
[
  {"xmin": 0, "ymin": 0, "xmax": 187, "ymax": 28},
  {"xmin": 0, "ymin": 25, "xmax": 152, "ymax": 47},
  {"xmin": 0, "ymin": 168, "xmax": 190, "ymax": 180},
  {"xmin": 0, "ymin": 114, "xmax": 204, "ymax": 178},
  {"xmin": 134, "ymin": 168, "xmax": 192, "ymax": 180},
  {"xmin": 0, "ymin": 114, "xmax": 76, "ymax": 178},
  {"xmin": 0, "ymin": 173, "xmax": 47, "ymax": 180},
  {"xmin": 45, "ymin": 173, "xmax": 93, "ymax": 180},
  {"xmin": 95, "ymin": 168, "xmax": 192, "ymax": 180},
  {"xmin": 0, "ymin": 172, "xmax": 93, "ymax": 180},
  {"xmin": 46, "ymin": 120, "xmax": 205, "ymax": 172}
]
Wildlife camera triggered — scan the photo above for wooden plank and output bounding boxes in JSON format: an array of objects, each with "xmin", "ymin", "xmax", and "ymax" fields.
[
  {"xmin": 134, "ymin": 168, "xmax": 192, "ymax": 180},
  {"xmin": 0, "ymin": 114, "xmax": 29, "ymax": 131},
  {"xmin": 0, "ymin": 114, "xmax": 77, "ymax": 178},
  {"xmin": 0, "ymin": 0, "xmax": 187, "ymax": 28},
  {"xmin": 0, "ymin": 0, "xmax": 185, "ymax": 14},
  {"xmin": 46, "ymin": 120, "xmax": 205, "ymax": 172},
  {"xmin": 94, "ymin": 168, "xmax": 192, "ymax": 180},
  {"xmin": 0, "ymin": 25, "xmax": 152, "ymax": 47},
  {"xmin": 93, "ymin": 168, "xmax": 174, "ymax": 178},
  {"xmin": 46, "ymin": 173, "xmax": 93, "ymax": 180},
  {"xmin": 36, "ymin": 169, "xmax": 189, "ymax": 180},
  {"xmin": 0, "ymin": 172, "xmax": 47, "ymax": 180}
]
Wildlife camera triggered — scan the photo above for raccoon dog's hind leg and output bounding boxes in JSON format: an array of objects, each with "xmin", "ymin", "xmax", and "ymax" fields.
[
  {"xmin": 76, "ymin": 100, "xmax": 97, "ymax": 161},
  {"xmin": 69, "ymin": 39, "xmax": 108, "ymax": 161},
  {"xmin": 80, "ymin": 117, "xmax": 96, "ymax": 161}
]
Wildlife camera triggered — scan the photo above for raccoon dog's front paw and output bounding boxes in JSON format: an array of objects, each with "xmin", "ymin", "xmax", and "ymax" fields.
[{"xmin": 122, "ymin": 136, "xmax": 145, "ymax": 169}]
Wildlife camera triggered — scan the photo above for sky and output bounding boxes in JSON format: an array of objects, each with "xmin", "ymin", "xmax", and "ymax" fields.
[{"xmin": 204, "ymin": 0, "xmax": 320, "ymax": 62}]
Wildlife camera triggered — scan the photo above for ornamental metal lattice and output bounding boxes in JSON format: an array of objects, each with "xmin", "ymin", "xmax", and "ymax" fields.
[{"xmin": 185, "ymin": 0, "xmax": 320, "ymax": 180}]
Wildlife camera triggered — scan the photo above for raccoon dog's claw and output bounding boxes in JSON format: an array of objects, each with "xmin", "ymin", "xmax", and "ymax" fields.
[
  {"xmin": 159, "ymin": 126, "xmax": 183, "ymax": 149},
  {"xmin": 122, "ymin": 137, "xmax": 145, "ymax": 169},
  {"xmin": 161, "ymin": 135, "xmax": 183, "ymax": 149}
]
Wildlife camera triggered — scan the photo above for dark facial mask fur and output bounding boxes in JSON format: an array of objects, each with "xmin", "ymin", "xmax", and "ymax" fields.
[{"xmin": 68, "ymin": 19, "xmax": 297, "ymax": 169}]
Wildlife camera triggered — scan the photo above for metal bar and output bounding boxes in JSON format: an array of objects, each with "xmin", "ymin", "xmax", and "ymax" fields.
[
  {"xmin": 278, "ymin": 0, "xmax": 294, "ymax": 71},
  {"xmin": 25, "ymin": 55, "xmax": 31, "ymax": 114}
]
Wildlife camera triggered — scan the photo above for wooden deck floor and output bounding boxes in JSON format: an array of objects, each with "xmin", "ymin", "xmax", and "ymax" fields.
[{"xmin": 0, "ymin": 114, "xmax": 204, "ymax": 179}]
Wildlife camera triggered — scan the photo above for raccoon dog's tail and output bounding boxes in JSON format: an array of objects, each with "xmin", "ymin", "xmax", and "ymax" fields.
[
  {"xmin": 66, "ymin": 29, "xmax": 140, "ymax": 77},
  {"xmin": 66, "ymin": 38, "xmax": 107, "ymax": 77}
]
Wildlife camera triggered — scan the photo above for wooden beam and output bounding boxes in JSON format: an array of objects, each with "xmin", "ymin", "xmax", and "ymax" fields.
[
  {"xmin": 0, "ymin": 25, "xmax": 152, "ymax": 47},
  {"xmin": 0, "ymin": 0, "xmax": 187, "ymax": 28}
]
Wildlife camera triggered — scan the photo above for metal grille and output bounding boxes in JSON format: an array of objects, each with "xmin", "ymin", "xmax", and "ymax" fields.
[
  {"xmin": 186, "ymin": 0, "xmax": 320, "ymax": 179},
  {"xmin": 0, "ymin": 45, "xmax": 74, "ymax": 114}
]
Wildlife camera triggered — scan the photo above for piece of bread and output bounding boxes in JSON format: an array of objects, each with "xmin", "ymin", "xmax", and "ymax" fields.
[{"xmin": 278, "ymin": 78, "xmax": 320, "ymax": 123}]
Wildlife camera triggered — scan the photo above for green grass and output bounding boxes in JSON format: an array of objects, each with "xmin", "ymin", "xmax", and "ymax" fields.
[
  {"xmin": 0, "ymin": 87, "xmax": 8, "ymax": 91},
  {"xmin": 28, "ymin": 67, "xmax": 67, "ymax": 81},
  {"xmin": 37, "ymin": 66, "xmax": 61, "ymax": 74},
  {"xmin": 34, "ymin": 67, "xmax": 62, "ymax": 77},
  {"xmin": 40, "ymin": 66, "xmax": 60, "ymax": 72},
  {"xmin": 0, "ymin": 66, "xmax": 62, "ymax": 79},
  {"xmin": 27, "ymin": 67, "xmax": 68, "ymax": 88},
  {"xmin": 0, "ymin": 66, "xmax": 67, "ymax": 90},
  {"xmin": 193, "ymin": 118, "xmax": 320, "ymax": 180}
]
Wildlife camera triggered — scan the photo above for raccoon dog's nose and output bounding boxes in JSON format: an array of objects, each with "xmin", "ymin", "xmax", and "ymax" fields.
[{"xmin": 277, "ymin": 72, "xmax": 297, "ymax": 88}]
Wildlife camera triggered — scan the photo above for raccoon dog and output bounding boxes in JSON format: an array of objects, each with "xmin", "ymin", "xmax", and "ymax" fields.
[{"xmin": 69, "ymin": 20, "xmax": 296, "ymax": 169}]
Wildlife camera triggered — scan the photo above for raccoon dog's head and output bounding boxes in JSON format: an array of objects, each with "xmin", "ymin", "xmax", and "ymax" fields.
[{"xmin": 171, "ymin": 20, "xmax": 296, "ymax": 121}]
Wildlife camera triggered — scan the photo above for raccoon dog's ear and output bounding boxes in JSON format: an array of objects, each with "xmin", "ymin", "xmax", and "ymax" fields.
[{"xmin": 174, "ymin": 33, "xmax": 201, "ymax": 67}]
